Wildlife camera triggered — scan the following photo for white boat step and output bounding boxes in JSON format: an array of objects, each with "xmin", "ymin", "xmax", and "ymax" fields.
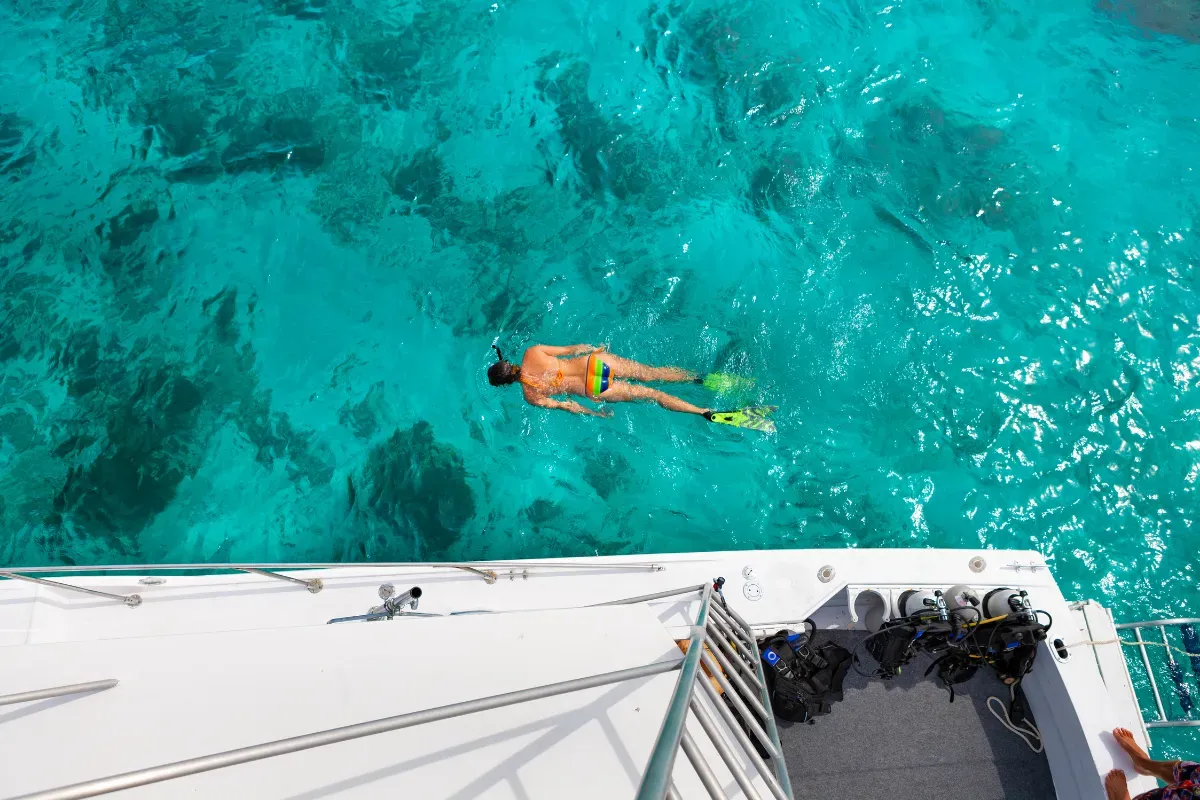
[{"xmin": 1071, "ymin": 601, "xmax": 1157, "ymax": 796}]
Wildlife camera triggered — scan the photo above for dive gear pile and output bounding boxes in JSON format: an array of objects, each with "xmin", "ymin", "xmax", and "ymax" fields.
[
  {"xmin": 756, "ymin": 586, "xmax": 1052, "ymax": 725},
  {"xmin": 858, "ymin": 587, "xmax": 1051, "ymax": 703},
  {"xmin": 759, "ymin": 623, "xmax": 852, "ymax": 724}
]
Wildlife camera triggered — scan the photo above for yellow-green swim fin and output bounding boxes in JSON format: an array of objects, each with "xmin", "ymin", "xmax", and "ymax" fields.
[
  {"xmin": 697, "ymin": 373, "xmax": 756, "ymax": 393},
  {"xmin": 705, "ymin": 405, "xmax": 777, "ymax": 433}
]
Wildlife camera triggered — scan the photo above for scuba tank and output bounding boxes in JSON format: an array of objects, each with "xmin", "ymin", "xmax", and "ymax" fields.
[
  {"xmin": 944, "ymin": 585, "xmax": 981, "ymax": 616},
  {"xmin": 896, "ymin": 588, "xmax": 942, "ymax": 618},
  {"xmin": 983, "ymin": 587, "xmax": 1036, "ymax": 622}
]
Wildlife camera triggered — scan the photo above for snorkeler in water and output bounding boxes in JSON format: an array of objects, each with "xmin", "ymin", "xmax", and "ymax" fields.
[{"xmin": 486, "ymin": 343, "xmax": 776, "ymax": 431}]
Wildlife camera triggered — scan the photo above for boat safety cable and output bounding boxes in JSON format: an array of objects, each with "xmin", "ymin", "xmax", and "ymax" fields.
[
  {"xmin": 1068, "ymin": 638, "xmax": 1197, "ymax": 660},
  {"xmin": 987, "ymin": 683, "xmax": 1044, "ymax": 754}
]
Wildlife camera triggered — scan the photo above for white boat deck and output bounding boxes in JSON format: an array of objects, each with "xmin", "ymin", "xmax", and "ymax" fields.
[
  {"xmin": 1, "ymin": 605, "xmax": 707, "ymax": 799},
  {"xmin": 0, "ymin": 549, "xmax": 1158, "ymax": 799}
]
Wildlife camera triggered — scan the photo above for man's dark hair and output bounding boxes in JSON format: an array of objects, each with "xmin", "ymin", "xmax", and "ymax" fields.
[{"xmin": 488, "ymin": 344, "xmax": 520, "ymax": 386}]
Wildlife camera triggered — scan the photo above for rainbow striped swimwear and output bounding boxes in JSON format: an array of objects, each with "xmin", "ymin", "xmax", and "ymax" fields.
[{"xmin": 584, "ymin": 354, "xmax": 614, "ymax": 400}]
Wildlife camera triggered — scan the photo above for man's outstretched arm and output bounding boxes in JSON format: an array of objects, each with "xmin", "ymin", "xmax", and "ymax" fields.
[
  {"xmin": 536, "ymin": 344, "xmax": 603, "ymax": 357},
  {"xmin": 530, "ymin": 396, "xmax": 612, "ymax": 418}
]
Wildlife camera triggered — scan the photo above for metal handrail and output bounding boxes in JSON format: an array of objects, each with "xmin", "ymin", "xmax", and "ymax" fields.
[
  {"xmin": 13, "ymin": 661, "xmax": 682, "ymax": 800},
  {"xmin": 636, "ymin": 583, "xmax": 713, "ymax": 799},
  {"xmin": 1112, "ymin": 618, "xmax": 1200, "ymax": 729},
  {"xmin": 690, "ymin": 695, "xmax": 764, "ymax": 800},
  {"xmin": 237, "ymin": 568, "xmax": 324, "ymax": 593},
  {"xmin": 12, "ymin": 583, "xmax": 794, "ymax": 800},
  {"xmin": 1116, "ymin": 618, "xmax": 1200, "ymax": 629},
  {"xmin": 0, "ymin": 561, "xmax": 670, "ymax": 608},
  {"xmin": 591, "ymin": 585, "xmax": 707, "ymax": 606},
  {"xmin": 1134, "ymin": 627, "xmax": 1169, "ymax": 723},
  {"xmin": 635, "ymin": 585, "xmax": 793, "ymax": 800},
  {"xmin": 724, "ymin": 600, "xmax": 794, "ymax": 793},
  {"xmin": 0, "ymin": 560, "xmax": 666, "ymax": 575},
  {"xmin": 0, "ymin": 680, "xmax": 119, "ymax": 708},
  {"xmin": 0, "ymin": 572, "xmax": 142, "ymax": 608}
]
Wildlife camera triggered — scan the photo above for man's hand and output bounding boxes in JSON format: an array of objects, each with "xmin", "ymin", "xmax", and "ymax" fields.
[{"xmin": 586, "ymin": 407, "xmax": 614, "ymax": 418}]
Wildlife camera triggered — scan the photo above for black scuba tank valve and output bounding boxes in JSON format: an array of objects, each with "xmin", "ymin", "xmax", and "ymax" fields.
[{"xmin": 1016, "ymin": 590, "xmax": 1037, "ymax": 624}]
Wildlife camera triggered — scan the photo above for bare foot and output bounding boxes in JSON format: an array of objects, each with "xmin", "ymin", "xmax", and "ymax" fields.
[
  {"xmin": 1105, "ymin": 769, "xmax": 1131, "ymax": 800},
  {"xmin": 1113, "ymin": 728, "xmax": 1153, "ymax": 774}
]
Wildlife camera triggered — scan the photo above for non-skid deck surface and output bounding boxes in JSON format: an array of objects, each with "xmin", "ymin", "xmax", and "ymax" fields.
[{"xmin": 778, "ymin": 632, "xmax": 1055, "ymax": 800}]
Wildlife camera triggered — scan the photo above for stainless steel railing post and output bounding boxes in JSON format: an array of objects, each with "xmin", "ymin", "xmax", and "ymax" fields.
[
  {"xmin": 699, "ymin": 649, "xmax": 778, "ymax": 760},
  {"xmin": 1116, "ymin": 618, "xmax": 1200, "ymax": 629},
  {"xmin": 1133, "ymin": 626, "xmax": 1167, "ymax": 722},
  {"xmin": 708, "ymin": 610, "xmax": 755, "ymax": 667},
  {"xmin": 0, "ymin": 680, "xmax": 119, "ymax": 707},
  {"xmin": 635, "ymin": 584, "xmax": 712, "ymax": 800},
  {"xmin": 719, "ymin": 601, "xmax": 794, "ymax": 797},
  {"xmin": 690, "ymin": 694, "xmax": 765, "ymax": 800},
  {"xmin": 705, "ymin": 620, "xmax": 763, "ymax": 689},
  {"xmin": 591, "ymin": 585, "xmax": 709, "ymax": 607},
  {"xmin": 1, "ymin": 560, "xmax": 665, "ymax": 576},
  {"xmin": 704, "ymin": 637, "xmax": 769, "ymax": 721},
  {"xmin": 448, "ymin": 565, "xmax": 499, "ymax": 583},
  {"xmin": 0, "ymin": 572, "xmax": 141, "ymax": 607},
  {"xmin": 708, "ymin": 602, "xmax": 756, "ymax": 651},
  {"xmin": 697, "ymin": 676, "xmax": 789, "ymax": 800},
  {"xmin": 680, "ymin": 728, "xmax": 729, "ymax": 800},
  {"xmin": 236, "ymin": 568, "xmax": 323, "ymax": 593}
]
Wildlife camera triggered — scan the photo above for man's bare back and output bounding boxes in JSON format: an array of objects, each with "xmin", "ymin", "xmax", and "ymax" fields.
[{"xmin": 487, "ymin": 343, "xmax": 708, "ymax": 418}]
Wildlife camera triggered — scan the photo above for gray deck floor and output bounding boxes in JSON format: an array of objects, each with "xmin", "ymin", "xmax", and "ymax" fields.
[{"xmin": 777, "ymin": 632, "xmax": 1055, "ymax": 800}]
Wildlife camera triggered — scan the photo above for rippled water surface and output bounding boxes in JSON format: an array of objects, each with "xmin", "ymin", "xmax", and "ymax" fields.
[{"xmin": 2, "ymin": 0, "xmax": 1199, "ymax": 742}]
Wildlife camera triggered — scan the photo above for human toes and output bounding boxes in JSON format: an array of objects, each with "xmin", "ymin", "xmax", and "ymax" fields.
[
  {"xmin": 1105, "ymin": 769, "xmax": 1128, "ymax": 799},
  {"xmin": 1112, "ymin": 728, "xmax": 1149, "ymax": 763}
]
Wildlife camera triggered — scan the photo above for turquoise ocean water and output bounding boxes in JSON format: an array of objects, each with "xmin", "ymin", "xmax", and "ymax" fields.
[{"xmin": 1, "ymin": 0, "xmax": 1198, "ymax": 750}]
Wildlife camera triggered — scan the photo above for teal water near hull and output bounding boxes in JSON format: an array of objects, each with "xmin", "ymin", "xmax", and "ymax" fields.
[{"xmin": 1, "ymin": 0, "xmax": 1198, "ymax": 750}]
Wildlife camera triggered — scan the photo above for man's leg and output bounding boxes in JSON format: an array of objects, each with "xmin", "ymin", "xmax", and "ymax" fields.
[
  {"xmin": 602, "ymin": 353, "xmax": 695, "ymax": 383},
  {"xmin": 601, "ymin": 381, "xmax": 708, "ymax": 415},
  {"xmin": 1113, "ymin": 728, "xmax": 1178, "ymax": 783},
  {"xmin": 1105, "ymin": 770, "xmax": 1132, "ymax": 800}
]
